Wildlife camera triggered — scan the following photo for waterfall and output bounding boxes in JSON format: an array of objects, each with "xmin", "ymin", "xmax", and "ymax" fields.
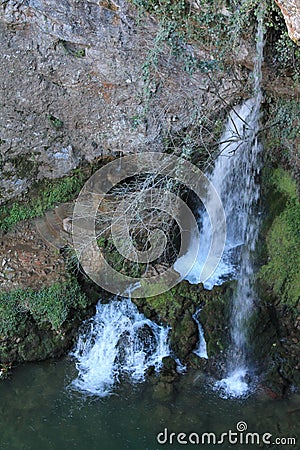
[
  {"xmin": 174, "ymin": 14, "xmax": 264, "ymax": 291},
  {"xmin": 193, "ymin": 308, "xmax": 208, "ymax": 359},
  {"xmin": 175, "ymin": 99, "xmax": 260, "ymax": 289},
  {"xmin": 71, "ymin": 298, "xmax": 170, "ymax": 397},
  {"xmin": 70, "ymin": 9, "xmax": 264, "ymax": 400},
  {"xmin": 175, "ymin": 10, "xmax": 264, "ymax": 397},
  {"xmin": 216, "ymin": 9, "xmax": 264, "ymax": 398}
]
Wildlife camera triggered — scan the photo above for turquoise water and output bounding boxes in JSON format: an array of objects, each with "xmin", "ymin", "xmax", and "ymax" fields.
[{"xmin": 0, "ymin": 357, "xmax": 299, "ymax": 450}]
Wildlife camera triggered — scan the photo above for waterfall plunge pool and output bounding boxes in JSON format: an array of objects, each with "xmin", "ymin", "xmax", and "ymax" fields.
[
  {"xmin": 0, "ymin": 357, "xmax": 299, "ymax": 450},
  {"xmin": 0, "ymin": 296, "xmax": 299, "ymax": 450}
]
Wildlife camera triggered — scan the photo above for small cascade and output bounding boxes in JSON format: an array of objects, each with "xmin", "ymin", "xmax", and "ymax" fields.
[
  {"xmin": 193, "ymin": 308, "xmax": 208, "ymax": 359},
  {"xmin": 71, "ymin": 298, "xmax": 170, "ymax": 397}
]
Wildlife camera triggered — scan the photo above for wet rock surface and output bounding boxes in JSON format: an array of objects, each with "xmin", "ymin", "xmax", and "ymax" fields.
[{"xmin": 265, "ymin": 302, "xmax": 300, "ymax": 396}]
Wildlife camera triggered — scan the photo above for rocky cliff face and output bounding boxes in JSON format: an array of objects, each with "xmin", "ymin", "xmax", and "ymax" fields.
[
  {"xmin": 1, "ymin": 1, "xmax": 299, "ymax": 394},
  {"xmin": 275, "ymin": 0, "xmax": 300, "ymax": 45},
  {"xmin": 0, "ymin": 0, "xmax": 247, "ymax": 205}
]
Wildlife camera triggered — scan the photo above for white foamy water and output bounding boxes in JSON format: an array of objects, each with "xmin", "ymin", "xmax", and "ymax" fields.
[
  {"xmin": 71, "ymin": 298, "xmax": 170, "ymax": 397},
  {"xmin": 217, "ymin": 11, "xmax": 264, "ymax": 397},
  {"xmin": 193, "ymin": 308, "xmax": 208, "ymax": 359},
  {"xmin": 174, "ymin": 98, "xmax": 259, "ymax": 290},
  {"xmin": 215, "ymin": 368, "xmax": 250, "ymax": 398},
  {"xmin": 175, "ymin": 10, "xmax": 264, "ymax": 397}
]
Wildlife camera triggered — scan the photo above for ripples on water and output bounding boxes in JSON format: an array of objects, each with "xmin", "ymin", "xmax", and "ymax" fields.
[{"xmin": 0, "ymin": 359, "xmax": 299, "ymax": 450}]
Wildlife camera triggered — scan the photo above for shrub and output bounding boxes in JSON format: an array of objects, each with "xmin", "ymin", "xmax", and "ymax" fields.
[{"xmin": 0, "ymin": 278, "xmax": 89, "ymax": 335}]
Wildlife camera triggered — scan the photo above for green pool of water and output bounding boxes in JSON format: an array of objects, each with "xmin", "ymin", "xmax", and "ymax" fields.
[{"xmin": 0, "ymin": 358, "xmax": 299, "ymax": 450}]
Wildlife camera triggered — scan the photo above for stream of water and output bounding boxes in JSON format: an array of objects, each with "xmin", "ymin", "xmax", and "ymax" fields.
[
  {"xmin": 174, "ymin": 11, "xmax": 265, "ymax": 398},
  {"xmin": 71, "ymin": 298, "xmax": 170, "ymax": 397},
  {"xmin": 216, "ymin": 9, "xmax": 264, "ymax": 398},
  {"xmin": 193, "ymin": 308, "xmax": 208, "ymax": 359}
]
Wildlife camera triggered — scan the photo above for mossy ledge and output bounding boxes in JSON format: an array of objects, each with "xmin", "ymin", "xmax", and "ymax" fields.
[
  {"xmin": 0, "ymin": 155, "xmax": 115, "ymax": 232},
  {"xmin": 0, "ymin": 276, "xmax": 97, "ymax": 365},
  {"xmin": 133, "ymin": 281, "xmax": 232, "ymax": 365}
]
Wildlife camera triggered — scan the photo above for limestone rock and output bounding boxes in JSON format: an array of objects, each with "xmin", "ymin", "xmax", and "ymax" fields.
[
  {"xmin": 0, "ymin": 0, "xmax": 246, "ymax": 205},
  {"xmin": 275, "ymin": 0, "xmax": 300, "ymax": 45},
  {"xmin": 0, "ymin": 222, "xmax": 67, "ymax": 292}
]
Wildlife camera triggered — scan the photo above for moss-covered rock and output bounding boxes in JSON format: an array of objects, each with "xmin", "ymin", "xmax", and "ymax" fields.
[
  {"xmin": 0, "ymin": 277, "xmax": 96, "ymax": 365},
  {"xmin": 170, "ymin": 310, "xmax": 198, "ymax": 360},
  {"xmin": 253, "ymin": 166, "xmax": 300, "ymax": 393},
  {"xmin": 259, "ymin": 168, "xmax": 300, "ymax": 307},
  {"xmin": 247, "ymin": 303, "xmax": 277, "ymax": 364},
  {"xmin": 134, "ymin": 281, "xmax": 232, "ymax": 363},
  {"xmin": 198, "ymin": 284, "xmax": 232, "ymax": 358},
  {"xmin": 186, "ymin": 353, "xmax": 209, "ymax": 371}
]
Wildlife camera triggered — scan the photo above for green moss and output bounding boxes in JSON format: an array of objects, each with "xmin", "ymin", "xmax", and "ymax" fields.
[
  {"xmin": 170, "ymin": 310, "xmax": 198, "ymax": 359},
  {"xmin": 264, "ymin": 1, "xmax": 300, "ymax": 77},
  {"xmin": 259, "ymin": 169, "xmax": 300, "ymax": 307},
  {"xmin": 9, "ymin": 155, "xmax": 39, "ymax": 179},
  {"xmin": 59, "ymin": 40, "xmax": 86, "ymax": 58},
  {"xmin": 130, "ymin": 0, "xmax": 300, "ymax": 81},
  {"xmin": 131, "ymin": 0, "xmax": 229, "ymax": 52},
  {"xmin": 0, "ymin": 277, "xmax": 88, "ymax": 335},
  {"xmin": 271, "ymin": 168, "xmax": 299, "ymax": 200},
  {"xmin": 263, "ymin": 97, "xmax": 300, "ymax": 169},
  {"xmin": 97, "ymin": 236, "xmax": 156, "ymax": 279},
  {"xmin": 199, "ymin": 291, "xmax": 230, "ymax": 357},
  {"xmin": 74, "ymin": 49, "xmax": 86, "ymax": 58},
  {"xmin": 0, "ymin": 293, "xmax": 27, "ymax": 338},
  {"xmin": 145, "ymin": 287, "xmax": 183, "ymax": 322},
  {"xmin": 0, "ymin": 169, "xmax": 87, "ymax": 231},
  {"xmin": 0, "ymin": 156, "xmax": 117, "ymax": 231},
  {"xmin": 48, "ymin": 115, "xmax": 63, "ymax": 130}
]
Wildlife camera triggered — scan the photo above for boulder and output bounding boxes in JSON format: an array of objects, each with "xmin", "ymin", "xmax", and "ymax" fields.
[{"xmin": 275, "ymin": 0, "xmax": 300, "ymax": 45}]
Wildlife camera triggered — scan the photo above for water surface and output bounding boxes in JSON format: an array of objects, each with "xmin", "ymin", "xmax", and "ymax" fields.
[{"xmin": 0, "ymin": 358, "xmax": 299, "ymax": 450}]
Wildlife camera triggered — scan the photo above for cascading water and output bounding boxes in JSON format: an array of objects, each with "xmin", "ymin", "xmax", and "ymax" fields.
[
  {"xmin": 71, "ymin": 8, "xmax": 264, "ymax": 400},
  {"xmin": 175, "ymin": 99, "xmax": 260, "ymax": 290},
  {"xmin": 193, "ymin": 308, "xmax": 208, "ymax": 359},
  {"xmin": 175, "ymin": 10, "xmax": 264, "ymax": 397},
  {"xmin": 216, "ymin": 9, "xmax": 264, "ymax": 398},
  {"xmin": 71, "ymin": 297, "xmax": 170, "ymax": 397}
]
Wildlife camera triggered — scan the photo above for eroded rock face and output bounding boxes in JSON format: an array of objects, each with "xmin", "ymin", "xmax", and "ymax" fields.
[
  {"xmin": 0, "ymin": 221, "xmax": 67, "ymax": 292},
  {"xmin": 275, "ymin": 0, "xmax": 300, "ymax": 45},
  {"xmin": 0, "ymin": 0, "xmax": 246, "ymax": 205}
]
